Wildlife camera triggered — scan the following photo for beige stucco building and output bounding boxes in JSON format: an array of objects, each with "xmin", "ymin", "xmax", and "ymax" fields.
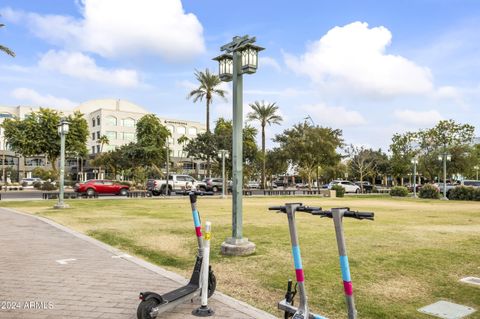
[{"xmin": 0, "ymin": 99, "xmax": 207, "ymax": 181}]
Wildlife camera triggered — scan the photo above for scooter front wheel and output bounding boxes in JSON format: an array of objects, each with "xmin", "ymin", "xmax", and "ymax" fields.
[
  {"xmin": 137, "ymin": 299, "xmax": 160, "ymax": 319},
  {"xmin": 208, "ymin": 270, "xmax": 217, "ymax": 298}
]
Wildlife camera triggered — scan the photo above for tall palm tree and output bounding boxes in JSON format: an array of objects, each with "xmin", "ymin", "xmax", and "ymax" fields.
[
  {"xmin": 187, "ymin": 69, "xmax": 227, "ymax": 133},
  {"xmin": 97, "ymin": 135, "xmax": 109, "ymax": 178},
  {"xmin": 187, "ymin": 69, "xmax": 227, "ymax": 177},
  {"xmin": 0, "ymin": 23, "xmax": 15, "ymax": 57},
  {"xmin": 247, "ymin": 101, "xmax": 283, "ymax": 189}
]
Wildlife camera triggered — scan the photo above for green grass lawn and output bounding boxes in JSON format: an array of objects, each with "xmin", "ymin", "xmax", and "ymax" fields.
[{"xmin": 2, "ymin": 196, "xmax": 479, "ymax": 319}]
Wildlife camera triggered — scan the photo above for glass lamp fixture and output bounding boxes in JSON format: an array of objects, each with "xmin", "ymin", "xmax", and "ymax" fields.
[{"xmin": 213, "ymin": 53, "xmax": 233, "ymax": 82}]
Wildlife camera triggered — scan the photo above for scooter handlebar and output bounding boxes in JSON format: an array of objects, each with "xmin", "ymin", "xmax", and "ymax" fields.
[
  {"xmin": 312, "ymin": 210, "xmax": 374, "ymax": 220},
  {"xmin": 268, "ymin": 204, "xmax": 322, "ymax": 213}
]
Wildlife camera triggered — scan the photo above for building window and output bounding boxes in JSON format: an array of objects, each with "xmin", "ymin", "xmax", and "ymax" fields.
[
  {"xmin": 183, "ymin": 162, "xmax": 195, "ymax": 170},
  {"xmin": 106, "ymin": 131, "xmax": 117, "ymax": 140},
  {"xmin": 91, "ymin": 146, "xmax": 95, "ymax": 154},
  {"xmin": 177, "ymin": 126, "xmax": 186, "ymax": 135},
  {"xmin": 92, "ymin": 133, "xmax": 95, "ymax": 140},
  {"xmin": 106, "ymin": 116, "xmax": 117, "ymax": 126},
  {"xmin": 123, "ymin": 132, "xmax": 135, "ymax": 141},
  {"xmin": 97, "ymin": 131, "xmax": 100, "ymax": 139},
  {"xmin": 97, "ymin": 116, "xmax": 100, "ymax": 126},
  {"xmin": 96, "ymin": 145, "xmax": 100, "ymax": 153},
  {"xmin": 92, "ymin": 118, "xmax": 95, "ymax": 127},
  {"xmin": 188, "ymin": 127, "xmax": 197, "ymax": 135},
  {"xmin": 122, "ymin": 118, "xmax": 135, "ymax": 127}
]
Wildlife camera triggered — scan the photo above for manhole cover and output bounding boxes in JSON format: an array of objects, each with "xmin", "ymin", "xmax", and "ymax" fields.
[
  {"xmin": 460, "ymin": 277, "xmax": 480, "ymax": 287},
  {"xmin": 418, "ymin": 301, "xmax": 476, "ymax": 319}
]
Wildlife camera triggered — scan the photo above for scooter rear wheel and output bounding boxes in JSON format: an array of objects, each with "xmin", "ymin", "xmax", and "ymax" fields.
[{"xmin": 137, "ymin": 298, "xmax": 160, "ymax": 319}]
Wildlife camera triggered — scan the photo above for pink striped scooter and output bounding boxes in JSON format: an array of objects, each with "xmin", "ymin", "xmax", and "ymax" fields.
[{"xmin": 269, "ymin": 203, "xmax": 374, "ymax": 319}]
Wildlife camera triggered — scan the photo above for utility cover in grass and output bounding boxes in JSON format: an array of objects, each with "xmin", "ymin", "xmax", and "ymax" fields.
[
  {"xmin": 418, "ymin": 301, "xmax": 476, "ymax": 319},
  {"xmin": 459, "ymin": 277, "xmax": 480, "ymax": 287}
]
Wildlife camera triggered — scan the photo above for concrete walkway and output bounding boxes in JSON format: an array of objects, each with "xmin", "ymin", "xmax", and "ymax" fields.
[{"xmin": 0, "ymin": 208, "xmax": 276, "ymax": 319}]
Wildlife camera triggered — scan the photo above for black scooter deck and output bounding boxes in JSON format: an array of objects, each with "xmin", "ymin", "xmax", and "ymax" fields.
[{"xmin": 162, "ymin": 283, "xmax": 199, "ymax": 302}]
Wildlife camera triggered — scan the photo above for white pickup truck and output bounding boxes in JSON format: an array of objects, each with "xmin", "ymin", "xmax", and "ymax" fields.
[{"xmin": 147, "ymin": 174, "xmax": 207, "ymax": 196}]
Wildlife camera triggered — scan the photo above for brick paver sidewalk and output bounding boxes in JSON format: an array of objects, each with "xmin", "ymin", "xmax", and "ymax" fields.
[{"xmin": 0, "ymin": 208, "xmax": 276, "ymax": 319}]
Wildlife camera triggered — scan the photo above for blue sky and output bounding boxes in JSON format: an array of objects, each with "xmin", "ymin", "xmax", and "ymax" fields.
[{"xmin": 1, "ymin": 0, "xmax": 479, "ymax": 150}]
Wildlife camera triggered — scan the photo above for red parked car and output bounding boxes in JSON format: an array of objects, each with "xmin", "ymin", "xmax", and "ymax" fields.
[{"xmin": 74, "ymin": 180, "xmax": 129, "ymax": 196}]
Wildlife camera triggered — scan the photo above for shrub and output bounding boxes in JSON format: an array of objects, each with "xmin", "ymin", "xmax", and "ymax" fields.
[
  {"xmin": 331, "ymin": 184, "xmax": 345, "ymax": 197},
  {"xmin": 419, "ymin": 184, "xmax": 440, "ymax": 199},
  {"xmin": 448, "ymin": 186, "xmax": 474, "ymax": 200},
  {"xmin": 40, "ymin": 181, "xmax": 57, "ymax": 191},
  {"xmin": 33, "ymin": 181, "xmax": 43, "ymax": 189},
  {"xmin": 473, "ymin": 188, "xmax": 480, "ymax": 201},
  {"xmin": 390, "ymin": 186, "xmax": 408, "ymax": 197}
]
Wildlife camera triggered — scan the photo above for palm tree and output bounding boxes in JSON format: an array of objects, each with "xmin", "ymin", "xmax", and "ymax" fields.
[
  {"xmin": 187, "ymin": 68, "xmax": 227, "ymax": 176},
  {"xmin": 97, "ymin": 135, "xmax": 109, "ymax": 178},
  {"xmin": 187, "ymin": 69, "xmax": 227, "ymax": 133},
  {"xmin": 247, "ymin": 101, "xmax": 283, "ymax": 189},
  {"xmin": 0, "ymin": 23, "xmax": 15, "ymax": 57}
]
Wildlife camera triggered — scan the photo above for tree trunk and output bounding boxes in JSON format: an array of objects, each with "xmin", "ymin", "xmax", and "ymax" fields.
[
  {"xmin": 261, "ymin": 124, "xmax": 266, "ymax": 189},
  {"xmin": 206, "ymin": 98, "xmax": 211, "ymax": 177}
]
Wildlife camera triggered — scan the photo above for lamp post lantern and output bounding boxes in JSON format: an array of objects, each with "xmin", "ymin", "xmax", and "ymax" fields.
[
  {"xmin": 410, "ymin": 158, "xmax": 418, "ymax": 198},
  {"xmin": 474, "ymin": 165, "xmax": 479, "ymax": 180},
  {"xmin": 54, "ymin": 118, "xmax": 70, "ymax": 209},
  {"xmin": 214, "ymin": 35, "xmax": 264, "ymax": 256},
  {"xmin": 437, "ymin": 152, "xmax": 451, "ymax": 200},
  {"xmin": 218, "ymin": 150, "xmax": 229, "ymax": 199}
]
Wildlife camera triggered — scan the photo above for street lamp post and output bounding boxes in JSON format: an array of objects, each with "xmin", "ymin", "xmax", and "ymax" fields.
[
  {"xmin": 54, "ymin": 118, "xmax": 70, "ymax": 209},
  {"xmin": 214, "ymin": 35, "xmax": 264, "ymax": 256},
  {"xmin": 218, "ymin": 150, "xmax": 229, "ymax": 199},
  {"xmin": 474, "ymin": 165, "xmax": 479, "ymax": 180},
  {"xmin": 410, "ymin": 158, "xmax": 418, "ymax": 198},
  {"xmin": 437, "ymin": 152, "xmax": 451, "ymax": 200}
]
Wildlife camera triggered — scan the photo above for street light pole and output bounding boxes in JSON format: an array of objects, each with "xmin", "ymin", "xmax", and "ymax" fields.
[
  {"xmin": 214, "ymin": 35, "xmax": 264, "ymax": 256},
  {"xmin": 438, "ymin": 152, "xmax": 451, "ymax": 200},
  {"xmin": 411, "ymin": 158, "xmax": 418, "ymax": 198},
  {"xmin": 474, "ymin": 165, "xmax": 479, "ymax": 180},
  {"xmin": 166, "ymin": 137, "xmax": 170, "ymax": 196},
  {"xmin": 54, "ymin": 118, "xmax": 70, "ymax": 209}
]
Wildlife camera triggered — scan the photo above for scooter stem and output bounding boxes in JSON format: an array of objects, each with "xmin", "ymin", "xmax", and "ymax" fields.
[
  {"xmin": 285, "ymin": 203, "xmax": 309, "ymax": 317},
  {"xmin": 331, "ymin": 208, "xmax": 357, "ymax": 319}
]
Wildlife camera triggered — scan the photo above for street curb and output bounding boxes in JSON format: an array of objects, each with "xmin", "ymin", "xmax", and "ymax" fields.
[{"xmin": 1, "ymin": 207, "xmax": 277, "ymax": 319}]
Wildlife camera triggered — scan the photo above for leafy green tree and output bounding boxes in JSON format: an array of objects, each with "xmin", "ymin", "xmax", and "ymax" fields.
[
  {"xmin": 247, "ymin": 101, "xmax": 283, "ymax": 189},
  {"xmin": 0, "ymin": 22, "xmax": 15, "ymax": 57},
  {"xmin": 97, "ymin": 135, "xmax": 109, "ymax": 153},
  {"xmin": 184, "ymin": 118, "xmax": 258, "ymax": 180},
  {"xmin": 265, "ymin": 148, "xmax": 289, "ymax": 187},
  {"xmin": 274, "ymin": 122, "xmax": 343, "ymax": 190},
  {"xmin": 2, "ymin": 109, "xmax": 88, "ymax": 174},
  {"xmin": 135, "ymin": 114, "xmax": 170, "ymax": 174}
]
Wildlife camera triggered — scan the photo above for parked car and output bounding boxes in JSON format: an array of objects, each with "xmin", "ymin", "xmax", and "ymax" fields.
[
  {"xmin": 354, "ymin": 181, "xmax": 374, "ymax": 193},
  {"xmin": 74, "ymin": 179, "xmax": 129, "ymax": 196},
  {"xmin": 328, "ymin": 180, "xmax": 361, "ymax": 193},
  {"xmin": 460, "ymin": 180, "xmax": 480, "ymax": 187},
  {"xmin": 246, "ymin": 181, "xmax": 260, "ymax": 189},
  {"xmin": 147, "ymin": 175, "xmax": 206, "ymax": 196},
  {"xmin": 203, "ymin": 178, "xmax": 224, "ymax": 192},
  {"xmin": 20, "ymin": 177, "xmax": 42, "ymax": 186}
]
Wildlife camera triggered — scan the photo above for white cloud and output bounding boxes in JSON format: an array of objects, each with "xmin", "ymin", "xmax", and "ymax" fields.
[
  {"xmin": 393, "ymin": 109, "xmax": 443, "ymax": 126},
  {"xmin": 303, "ymin": 103, "xmax": 367, "ymax": 127},
  {"xmin": 285, "ymin": 22, "xmax": 434, "ymax": 97},
  {"xmin": 260, "ymin": 56, "xmax": 281, "ymax": 72},
  {"xmin": 3, "ymin": 0, "xmax": 205, "ymax": 60},
  {"xmin": 11, "ymin": 88, "xmax": 78, "ymax": 109},
  {"xmin": 38, "ymin": 50, "xmax": 140, "ymax": 87}
]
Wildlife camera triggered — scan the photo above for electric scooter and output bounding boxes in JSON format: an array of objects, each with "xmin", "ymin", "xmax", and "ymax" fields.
[
  {"xmin": 269, "ymin": 203, "xmax": 328, "ymax": 319},
  {"xmin": 269, "ymin": 203, "xmax": 374, "ymax": 319},
  {"xmin": 137, "ymin": 191, "xmax": 216, "ymax": 319}
]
